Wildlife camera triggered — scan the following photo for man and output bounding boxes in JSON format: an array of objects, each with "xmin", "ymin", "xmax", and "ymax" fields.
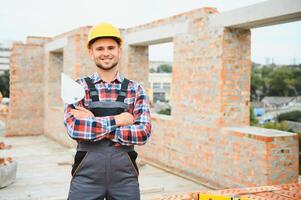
[{"xmin": 64, "ymin": 22, "xmax": 151, "ymax": 200}]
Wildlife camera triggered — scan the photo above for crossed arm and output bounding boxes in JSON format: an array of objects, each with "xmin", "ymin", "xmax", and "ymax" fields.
[
  {"xmin": 64, "ymin": 85, "xmax": 151, "ymax": 145},
  {"xmin": 70, "ymin": 106, "xmax": 134, "ymax": 127}
]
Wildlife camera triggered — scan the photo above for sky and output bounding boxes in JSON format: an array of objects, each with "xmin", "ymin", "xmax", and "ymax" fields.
[{"xmin": 1, "ymin": 0, "xmax": 300, "ymax": 65}]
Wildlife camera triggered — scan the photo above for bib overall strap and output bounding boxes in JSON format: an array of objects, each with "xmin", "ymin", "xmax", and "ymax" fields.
[
  {"xmin": 84, "ymin": 77, "xmax": 99, "ymax": 102},
  {"xmin": 116, "ymin": 78, "xmax": 129, "ymax": 102}
]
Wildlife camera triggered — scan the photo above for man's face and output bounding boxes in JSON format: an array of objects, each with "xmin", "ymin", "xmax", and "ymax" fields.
[{"xmin": 89, "ymin": 38, "xmax": 121, "ymax": 71}]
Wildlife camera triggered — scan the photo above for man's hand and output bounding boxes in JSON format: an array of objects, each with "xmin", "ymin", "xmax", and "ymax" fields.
[
  {"xmin": 114, "ymin": 112, "xmax": 134, "ymax": 126},
  {"xmin": 69, "ymin": 106, "xmax": 94, "ymax": 119}
]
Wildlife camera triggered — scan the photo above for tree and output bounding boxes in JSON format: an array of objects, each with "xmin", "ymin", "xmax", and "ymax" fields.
[
  {"xmin": 251, "ymin": 67, "xmax": 263, "ymax": 101},
  {"xmin": 250, "ymin": 64, "xmax": 301, "ymax": 99},
  {"xmin": 291, "ymin": 67, "xmax": 301, "ymax": 96},
  {"xmin": 268, "ymin": 67, "xmax": 294, "ymax": 96},
  {"xmin": 0, "ymin": 70, "xmax": 9, "ymax": 97},
  {"xmin": 149, "ymin": 68, "xmax": 156, "ymax": 73},
  {"xmin": 156, "ymin": 64, "xmax": 172, "ymax": 73},
  {"xmin": 250, "ymin": 105, "xmax": 258, "ymax": 125}
]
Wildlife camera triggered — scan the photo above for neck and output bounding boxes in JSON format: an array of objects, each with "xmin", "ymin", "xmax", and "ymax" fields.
[{"xmin": 96, "ymin": 67, "xmax": 119, "ymax": 83}]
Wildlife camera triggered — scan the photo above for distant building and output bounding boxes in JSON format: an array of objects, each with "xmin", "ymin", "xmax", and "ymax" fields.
[
  {"xmin": 148, "ymin": 73, "xmax": 172, "ymax": 104},
  {"xmin": 261, "ymin": 96, "xmax": 296, "ymax": 110},
  {"xmin": 251, "ymin": 101, "xmax": 264, "ymax": 109},
  {"xmin": 289, "ymin": 96, "xmax": 301, "ymax": 107},
  {"xmin": 0, "ymin": 41, "xmax": 15, "ymax": 74}
]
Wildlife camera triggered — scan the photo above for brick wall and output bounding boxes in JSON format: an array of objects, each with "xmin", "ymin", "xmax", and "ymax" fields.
[{"xmin": 123, "ymin": 8, "xmax": 298, "ymax": 187}]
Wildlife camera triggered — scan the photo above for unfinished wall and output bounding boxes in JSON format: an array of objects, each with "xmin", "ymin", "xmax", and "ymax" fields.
[
  {"xmin": 43, "ymin": 27, "xmax": 94, "ymax": 147},
  {"xmin": 7, "ymin": 37, "xmax": 50, "ymax": 136},
  {"xmin": 123, "ymin": 8, "xmax": 298, "ymax": 187},
  {"xmin": 7, "ymin": 6, "xmax": 299, "ymax": 188}
]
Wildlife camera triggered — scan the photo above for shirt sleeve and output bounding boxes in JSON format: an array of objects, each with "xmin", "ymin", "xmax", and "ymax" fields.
[
  {"xmin": 63, "ymin": 80, "xmax": 117, "ymax": 141},
  {"xmin": 112, "ymin": 85, "xmax": 151, "ymax": 145}
]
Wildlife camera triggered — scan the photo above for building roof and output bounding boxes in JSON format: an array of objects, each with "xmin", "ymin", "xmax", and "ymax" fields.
[
  {"xmin": 295, "ymin": 96, "xmax": 301, "ymax": 103},
  {"xmin": 251, "ymin": 101, "xmax": 264, "ymax": 108},
  {"xmin": 261, "ymin": 96, "xmax": 295, "ymax": 106}
]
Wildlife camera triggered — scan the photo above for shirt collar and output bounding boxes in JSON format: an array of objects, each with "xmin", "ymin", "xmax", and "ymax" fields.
[{"xmin": 90, "ymin": 71, "xmax": 124, "ymax": 84}]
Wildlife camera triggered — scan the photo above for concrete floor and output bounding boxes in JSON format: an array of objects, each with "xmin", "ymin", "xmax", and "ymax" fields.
[{"xmin": 0, "ymin": 133, "xmax": 210, "ymax": 200}]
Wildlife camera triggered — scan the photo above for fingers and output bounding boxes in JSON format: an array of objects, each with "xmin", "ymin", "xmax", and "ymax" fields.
[
  {"xmin": 76, "ymin": 106, "xmax": 90, "ymax": 113},
  {"xmin": 69, "ymin": 108, "xmax": 94, "ymax": 119},
  {"xmin": 70, "ymin": 109, "xmax": 86, "ymax": 118},
  {"xmin": 77, "ymin": 106, "xmax": 95, "ymax": 117},
  {"xmin": 70, "ymin": 106, "xmax": 89, "ymax": 115}
]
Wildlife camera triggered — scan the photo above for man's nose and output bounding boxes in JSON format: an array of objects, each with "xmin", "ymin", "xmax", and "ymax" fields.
[{"xmin": 103, "ymin": 49, "xmax": 110, "ymax": 56}]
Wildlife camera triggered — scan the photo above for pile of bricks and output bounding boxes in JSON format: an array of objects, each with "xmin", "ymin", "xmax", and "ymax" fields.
[
  {"xmin": 0, "ymin": 105, "xmax": 8, "ymax": 113},
  {"xmin": 0, "ymin": 142, "xmax": 13, "ymax": 165},
  {"xmin": 154, "ymin": 183, "xmax": 301, "ymax": 200}
]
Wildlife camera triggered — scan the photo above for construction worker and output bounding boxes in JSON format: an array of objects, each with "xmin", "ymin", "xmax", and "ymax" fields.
[{"xmin": 64, "ymin": 22, "xmax": 151, "ymax": 200}]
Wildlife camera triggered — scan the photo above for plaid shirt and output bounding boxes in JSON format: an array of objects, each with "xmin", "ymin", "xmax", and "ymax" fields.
[{"xmin": 64, "ymin": 72, "xmax": 151, "ymax": 146}]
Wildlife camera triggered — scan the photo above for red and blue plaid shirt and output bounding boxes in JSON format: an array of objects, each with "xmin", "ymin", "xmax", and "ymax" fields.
[{"xmin": 64, "ymin": 72, "xmax": 151, "ymax": 146}]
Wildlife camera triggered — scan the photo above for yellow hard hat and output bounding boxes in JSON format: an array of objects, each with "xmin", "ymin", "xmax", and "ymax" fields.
[{"xmin": 87, "ymin": 22, "xmax": 122, "ymax": 48}]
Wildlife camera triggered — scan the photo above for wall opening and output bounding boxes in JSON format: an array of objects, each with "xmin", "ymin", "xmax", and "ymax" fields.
[
  {"xmin": 148, "ymin": 42, "xmax": 173, "ymax": 116},
  {"xmin": 48, "ymin": 50, "xmax": 63, "ymax": 107},
  {"xmin": 250, "ymin": 21, "xmax": 301, "ymax": 127},
  {"xmin": 250, "ymin": 21, "xmax": 301, "ymax": 175}
]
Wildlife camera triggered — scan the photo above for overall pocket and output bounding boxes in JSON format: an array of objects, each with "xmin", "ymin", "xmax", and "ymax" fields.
[
  {"xmin": 71, "ymin": 151, "xmax": 88, "ymax": 176},
  {"xmin": 126, "ymin": 150, "xmax": 139, "ymax": 176}
]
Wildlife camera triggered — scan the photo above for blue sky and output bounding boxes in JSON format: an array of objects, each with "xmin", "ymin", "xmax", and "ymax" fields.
[{"xmin": 1, "ymin": 0, "xmax": 300, "ymax": 65}]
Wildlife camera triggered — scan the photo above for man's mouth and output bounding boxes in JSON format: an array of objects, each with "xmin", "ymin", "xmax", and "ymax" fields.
[{"xmin": 101, "ymin": 57, "xmax": 112, "ymax": 61}]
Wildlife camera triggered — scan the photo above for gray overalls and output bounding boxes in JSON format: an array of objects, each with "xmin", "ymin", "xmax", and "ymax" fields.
[{"xmin": 68, "ymin": 77, "xmax": 140, "ymax": 200}]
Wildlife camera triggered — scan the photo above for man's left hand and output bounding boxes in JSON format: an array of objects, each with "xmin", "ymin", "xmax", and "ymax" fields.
[{"xmin": 70, "ymin": 106, "xmax": 94, "ymax": 119}]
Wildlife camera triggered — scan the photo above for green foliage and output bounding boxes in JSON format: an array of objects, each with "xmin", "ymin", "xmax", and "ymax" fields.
[
  {"xmin": 250, "ymin": 106, "xmax": 258, "ymax": 125},
  {"xmin": 158, "ymin": 108, "xmax": 171, "ymax": 115},
  {"xmin": 277, "ymin": 110, "xmax": 301, "ymax": 122},
  {"xmin": 250, "ymin": 63, "xmax": 301, "ymax": 100},
  {"xmin": 251, "ymin": 69, "xmax": 263, "ymax": 101},
  {"xmin": 268, "ymin": 67, "xmax": 295, "ymax": 96},
  {"xmin": 262, "ymin": 121, "xmax": 293, "ymax": 132},
  {"xmin": 0, "ymin": 70, "xmax": 9, "ymax": 97},
  {"xmin": 156, "ymin": 64, "xmax": 172, "ymax": 73},
  {"xmin": 149, "ymin": 68, "xmax": 156, "ymax": 73}
]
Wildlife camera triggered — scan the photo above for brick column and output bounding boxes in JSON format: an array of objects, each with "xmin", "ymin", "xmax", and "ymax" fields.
[
  {"xmin": 121, "ymin": 45, "xmax": 149, "ymax": 89},
  {"xmin": 44, "ymin": 29, "xmax": 92, "ymax": 147},
  {"xmin": 7, "ymin": 37, "xmax": 49, "ymax": 136}
]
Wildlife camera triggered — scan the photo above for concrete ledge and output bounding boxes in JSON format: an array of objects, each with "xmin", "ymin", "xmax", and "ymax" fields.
[
  {"xmin": 209, "ymin": 0, "xmax": 301, "ymax": 29},
  {"xmin": 124, "ymin": 21, "xmax": 189, "ymax": 46},
  {"xmin": 223, "ymin": 126, "xmax": 298, "ymax": 142},
  {"xmin": 151, "ymin": 113, "xmax": 172, "ymax": 121},
  {"xmin": 44, "ymin": 37, "xmax": 67, "ymax": 52}
]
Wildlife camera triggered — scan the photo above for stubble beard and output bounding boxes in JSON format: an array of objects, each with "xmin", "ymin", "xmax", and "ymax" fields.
[{"xmin": 95, "ymin": 61, "xmax": 118, "ymax": 71}]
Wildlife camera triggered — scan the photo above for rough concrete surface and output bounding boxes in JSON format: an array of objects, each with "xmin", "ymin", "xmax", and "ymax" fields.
[{"xmin": 0, "ymin": 135, "xmax": 210, "ymax": 200}]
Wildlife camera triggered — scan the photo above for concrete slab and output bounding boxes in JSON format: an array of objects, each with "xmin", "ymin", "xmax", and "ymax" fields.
[
  {"xmin": 0, "ymin": 135, "xmax": 210, "ymax": 200},
  {"xmin": 124, "ymin": 21, "xmax": 189, "ymax": 46},
  {"xmin": 209, "ymin": 0, "xmax": 301, "ymax": 29}
]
